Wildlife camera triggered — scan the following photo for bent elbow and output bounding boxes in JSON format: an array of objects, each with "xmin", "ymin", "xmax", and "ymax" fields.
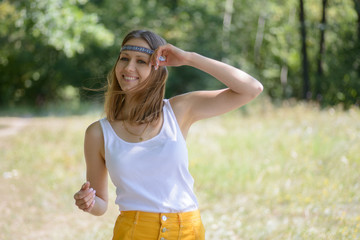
[
  {"xmin": 257, "ymin": 82, "xmax": 264, "ymax": 95},
  {"xmin": 251, "ymin": 81, "xmax": 264, "ymax": 99}
]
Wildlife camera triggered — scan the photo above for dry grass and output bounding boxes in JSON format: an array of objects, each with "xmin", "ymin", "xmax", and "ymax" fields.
[{"xmin": 1, "ymin": 99, "xmax": 359, "ymax": 239}]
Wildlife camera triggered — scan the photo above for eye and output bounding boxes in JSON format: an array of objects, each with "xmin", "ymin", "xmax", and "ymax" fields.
[
  {"xmin": 119, "ymin": 57, "xmax": 129, "ymax": 61},
  {"xmin": 137, "ymin": 59, "xmax": 147, "ymax": 64}
]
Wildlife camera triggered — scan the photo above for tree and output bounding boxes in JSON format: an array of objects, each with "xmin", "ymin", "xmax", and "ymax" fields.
[
  {"xmin": 315, "ymin": 0, "xmax": 327, "ymax": 100},
  {"xmin": 0, "ymin": 0, "xmax": 114, "ymax": 107},
  {"xmin": 1, "ymin": 0, "xmax": 359, "ymax": 110},
  {"xmin": 354, "ymin": 0, "xmax": 360, "ymax": 40},
  {"xmin": 299, "ymin": 0, "xmax": 310, "ymax": 100}
]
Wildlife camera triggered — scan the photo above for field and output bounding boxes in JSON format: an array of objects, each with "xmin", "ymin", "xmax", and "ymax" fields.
[{"xmin": 1, "ymin": 99, "xmax": 359, "ymax": 240}]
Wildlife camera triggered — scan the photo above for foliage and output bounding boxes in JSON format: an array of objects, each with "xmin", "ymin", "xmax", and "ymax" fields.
[
  {"xmin": 0, "ymin": 0, "xmax": 359, "ymax": 110},
  {"xmin": 0, "ymin": 0, "xmax": 114, "ymax": 107}
]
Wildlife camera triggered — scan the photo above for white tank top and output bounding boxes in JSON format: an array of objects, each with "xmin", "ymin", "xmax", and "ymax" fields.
[{"xmin": 99, "ymin": 99, "xmax": 199, "ymax": 213}]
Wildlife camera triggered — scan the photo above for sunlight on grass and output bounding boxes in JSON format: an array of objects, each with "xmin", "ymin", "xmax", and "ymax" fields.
[
  {"xmin": 188, "ymin": 101, "xmax": 360, "ymax": 239},
  {"xmin": 0, "ymin": 99, "xmax": 359, "ymax": 239}
]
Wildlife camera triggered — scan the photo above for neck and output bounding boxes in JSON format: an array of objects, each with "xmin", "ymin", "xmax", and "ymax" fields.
[
  {"xmin": 115, "ymin": 92, "xmax": 162, "ymax": 123},
  {"xmin": 117, "ymin": 94, "xmax": 137, "ymax": 121}
]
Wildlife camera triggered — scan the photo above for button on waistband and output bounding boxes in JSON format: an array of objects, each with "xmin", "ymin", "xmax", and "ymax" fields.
[{"xmin": 162, "ymin": 215, "xmax": 167, "ymax": 221}]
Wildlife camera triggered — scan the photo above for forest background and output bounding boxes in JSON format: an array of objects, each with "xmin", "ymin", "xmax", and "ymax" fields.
[{"xmin": 0, "ymin": 0, "xmax": 359, "ymax": 113}]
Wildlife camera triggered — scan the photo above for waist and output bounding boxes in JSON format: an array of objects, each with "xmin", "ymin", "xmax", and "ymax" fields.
[{"xmin": 119, "ymin": 210, "xmax": 201, "ymax": 223}]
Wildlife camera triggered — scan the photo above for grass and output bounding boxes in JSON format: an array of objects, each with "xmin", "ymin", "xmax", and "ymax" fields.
[{"xmin": 0, "ymin": 99, "xmax": 359, "ymax": 239}]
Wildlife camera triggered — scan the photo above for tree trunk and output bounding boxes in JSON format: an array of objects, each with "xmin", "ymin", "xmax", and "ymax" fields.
[
  {"xmin": 222, "ymin": 0, "xmax": 233, "ymax": 62},
  {"xmin": 316, "ymin": 0, "xmax": 327, "ymax": 100},
  {"xmin": 354, "ymin": 0, "xmax": 360, "ymax": 40},
  {"xmin": 254, "ymin": 14, "xmax": 266, "ymax": 67},
  {"xmin": 317, "ymin": 0, "xmax": 327, "ymax": 76},
  {"xmin": 299, "ymin": 0, "xmax": 310, "ymax": 100}
]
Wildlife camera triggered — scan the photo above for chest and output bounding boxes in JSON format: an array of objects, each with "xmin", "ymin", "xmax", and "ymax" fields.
[
  {"xmin": 109, "ymin": 117, "xmax": 163, "ymax": 143},
  {"xmin": 105, "ymin": 134, "xmax": 189, "ymax": 183}
]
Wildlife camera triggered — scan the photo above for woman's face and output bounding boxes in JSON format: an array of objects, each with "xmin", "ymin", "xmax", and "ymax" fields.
[{"xmin": 115, "ymin": 38, "xmax": 152, "ymax": 91}]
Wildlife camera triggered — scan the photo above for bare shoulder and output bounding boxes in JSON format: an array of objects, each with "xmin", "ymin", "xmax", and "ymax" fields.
[
  {"xmin": 169, "ymin": 92, "xmax": 194, "ymax": 121},
  {"xmin": 84, "ymin": 120, "xmax": 104, "ymax": 156},
  {"xmin": 169, "ymin": 93, "xmax": 191, "ymax": 113},
  {"xmin": 169, "ymin": 89, "xmax": 229, "ymax": 123},
  {"xmin": 169, "ymin": 93, "xmax": 196, "ymax": 138},
  {"xmin": 85, "ymin": 120, "xmax": 103, "ymax": 140}
]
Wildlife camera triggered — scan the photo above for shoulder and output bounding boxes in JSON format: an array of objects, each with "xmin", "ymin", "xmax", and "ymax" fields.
[
  {"xmin": 85, "ymin": 120, "xmax": 104, "ymax": 142},
  {"xmin": 169, "ymin": 91, "xmax": 200, "ymax": 108},
  {"xmin": 84, "ymin": 120, "xmax": 105, "ymax": 158},
  {"xmin": 169, "ymin": 92, "xmax": 199, "ymax": 129},
  {"xmin": 169, "ymin": 93, "xmax": 191, "ymax": 116},
  {"xmin": 169, "ymin": 90, "xmax": 226, "ymax": 118},
  {"xmin": 170, "ymin": 88, "xmax": 246, "ymax": 125}
]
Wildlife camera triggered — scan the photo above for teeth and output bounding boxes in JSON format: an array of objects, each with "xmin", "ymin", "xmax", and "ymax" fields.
[{"xmin": 123, "ymin": 75, "xmax": 138, "ymax": 81}]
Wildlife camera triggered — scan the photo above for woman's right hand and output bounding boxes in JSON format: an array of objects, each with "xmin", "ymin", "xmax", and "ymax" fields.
[
  {"xmin": 74, "ymin": 181, "xmax": 96, "ymax": 212},
  {"xmin": 151, "ymin": 44, "xmax": 190, "ymax": 69}
]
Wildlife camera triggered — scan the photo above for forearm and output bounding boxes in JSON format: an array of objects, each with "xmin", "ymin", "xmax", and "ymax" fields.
[
  {"xmin": 88, "ymin": 196, "xmax": 108, "ymax": 216},
  {"xmin": 185, "ymin": 52, "xmax": 263, "ymax": 96}
]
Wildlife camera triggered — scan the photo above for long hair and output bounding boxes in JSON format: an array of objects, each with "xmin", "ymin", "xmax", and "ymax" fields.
[{"xmin": 104, "ymin": 30, "xmax": 168, "ymax": 123}]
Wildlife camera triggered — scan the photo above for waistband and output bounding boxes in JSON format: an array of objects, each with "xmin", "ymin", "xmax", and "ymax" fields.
[{"xmin": 119, "ymin": 210, "xmax": 201, "ymax": 223}]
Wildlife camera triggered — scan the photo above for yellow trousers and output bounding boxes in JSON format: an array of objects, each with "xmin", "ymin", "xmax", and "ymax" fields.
[{"xmin": 112, "ymin": 210, "xmax": 205, "ymax": 240}]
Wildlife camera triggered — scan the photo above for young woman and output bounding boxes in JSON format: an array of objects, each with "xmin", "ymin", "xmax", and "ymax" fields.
[{"xmin": 74, "ymin": 30, "xmax": 263, "ymax": 240}]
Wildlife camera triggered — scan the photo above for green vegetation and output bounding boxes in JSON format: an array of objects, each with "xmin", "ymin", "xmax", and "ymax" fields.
[
  {"xmin": 0, "ymin": 0, "xmax": 359, "ymax": 110},
  {"xmin": 1, "ymin": 99, "xmax": 359, "ymax": 239}
]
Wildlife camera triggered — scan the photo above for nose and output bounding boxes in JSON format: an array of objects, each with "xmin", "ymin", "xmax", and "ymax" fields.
[{"xmin": 124, "ymin": 59, "xmax": 136, "ymax": 72}]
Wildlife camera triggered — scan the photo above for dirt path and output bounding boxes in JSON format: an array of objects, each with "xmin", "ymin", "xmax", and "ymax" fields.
[{"xmin": 0, "ymin": 117, "xmax": 31, "ymax": 139}]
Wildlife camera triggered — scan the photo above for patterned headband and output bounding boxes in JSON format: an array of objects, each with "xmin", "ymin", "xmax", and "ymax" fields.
[{"xmin": 120, "ymin": 45, "xmax": 154, "ymax": 55}]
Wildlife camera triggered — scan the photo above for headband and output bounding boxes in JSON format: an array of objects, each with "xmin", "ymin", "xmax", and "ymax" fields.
[{"xmin": 120, "ymin": 45, "xmax": 154, "ymax": 55}]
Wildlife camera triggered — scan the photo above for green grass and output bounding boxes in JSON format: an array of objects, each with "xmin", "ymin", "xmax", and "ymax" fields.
[{"xmin": 0, "ymin": 99, "xmax": 359, "ymax": 239}]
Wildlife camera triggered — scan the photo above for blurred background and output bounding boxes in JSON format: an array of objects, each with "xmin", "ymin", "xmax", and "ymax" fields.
[
  {"xmin": 0, "ymin": 0, "xmax": 359, "ymax": 114},
  {"xmin": 1, "ymin": 0, "xmax": 360, "ymax": 239}
]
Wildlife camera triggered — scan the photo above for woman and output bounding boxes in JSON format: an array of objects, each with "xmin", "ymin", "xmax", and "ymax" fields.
[{"xmin": 74, "ymin": 29, "xmax": 263, "ymax": 240}]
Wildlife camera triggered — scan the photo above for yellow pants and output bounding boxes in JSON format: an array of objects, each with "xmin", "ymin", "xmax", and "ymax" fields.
[{"xmin": 112, "ymin": 210, "xmax": 205, "ymax": 240}]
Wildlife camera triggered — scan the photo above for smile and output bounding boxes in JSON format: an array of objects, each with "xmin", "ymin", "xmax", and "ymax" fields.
[{"xmin": 123, "ymin": 75, "xmax": 139, "ymax": 82}]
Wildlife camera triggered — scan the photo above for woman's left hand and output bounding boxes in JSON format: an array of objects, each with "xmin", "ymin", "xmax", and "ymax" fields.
[{"xmin": 151, "ymin": 44, "xmax": 190, "ymax": 69}]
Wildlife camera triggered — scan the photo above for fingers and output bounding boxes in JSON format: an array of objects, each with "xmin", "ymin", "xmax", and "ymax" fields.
[
  {"xmin": 75, "ymin": 188, "xmax": 96, "ymax": 211},
  {"xmin": 151, "ymin": 44, "xmax": 171, "ymax": 70},
  {"xmin": 74, "ymin": 182, "xmax": 96, "ymax": 212},
  {"xmin": 81, "ymin": 181, "xmax": 90, "ymax": 191},
  {"xmin": 150, "ymin": 44, "xmax": 187, "ymax": 69},
  {"xmin": 74, "ymin": 186, "xmax": 95, "ymax": 201},
  {"xmin": 82, "ymin": 197, "xmax": 96, "ymax": 212},
  {"xmin": 79, "ymin": 189, "xmax": 96, "ymax": 212},
  {"xmin": 73, "ymin": 181, "xmax": 89, "ymax": 199},
  {"xmin": 150, "ymin": 51, "xmax": 161, "ymax": 70},
  {"xmin": 74, "ymin": 185, "xmax": 87, "ymax": 200}
]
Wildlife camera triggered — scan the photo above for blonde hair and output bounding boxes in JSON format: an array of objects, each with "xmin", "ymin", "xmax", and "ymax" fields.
[{"xmin": 104, "ymin": 30, "xmax": 168, "ymax": 123}]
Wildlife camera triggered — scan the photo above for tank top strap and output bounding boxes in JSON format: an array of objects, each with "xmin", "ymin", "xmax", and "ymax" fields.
[
  {"xmin": 163, "ymin": 99, "xmax": 177, "ymax": 124},
  {"xmin": 162, "ymin": 99, "xmax": 186, "ymax": 143},
  {"xmin": 99, "ymin": 117, "xmax": 113, "ymax": 147}
]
